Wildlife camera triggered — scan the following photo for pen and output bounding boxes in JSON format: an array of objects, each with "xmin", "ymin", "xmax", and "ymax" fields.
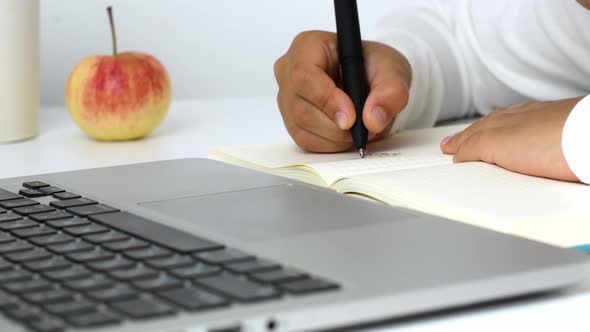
[{"xmin": 334, "ymin": 0, "xmax": 369, "ymax": 158}]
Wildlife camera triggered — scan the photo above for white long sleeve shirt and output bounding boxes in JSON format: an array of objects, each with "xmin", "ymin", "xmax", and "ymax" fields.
[{"xmin": 370, "ymin": 0, "xmax": 590, "ymax": 182}]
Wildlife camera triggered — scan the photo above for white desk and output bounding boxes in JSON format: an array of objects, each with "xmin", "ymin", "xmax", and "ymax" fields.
[{"xmin": 1, "ymin": 97, "xmax": 589, "ymax": 331}]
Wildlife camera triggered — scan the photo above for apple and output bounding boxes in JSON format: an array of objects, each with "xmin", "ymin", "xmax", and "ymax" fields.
[{"xmin": 65, "ymin": 6, "xmax": 171, "ymax": 141}]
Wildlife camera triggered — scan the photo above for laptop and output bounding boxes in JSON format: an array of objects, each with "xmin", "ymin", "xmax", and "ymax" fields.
[{"xmin": 0, "ymin": 158, "xmax": 587, "ymax": 332}]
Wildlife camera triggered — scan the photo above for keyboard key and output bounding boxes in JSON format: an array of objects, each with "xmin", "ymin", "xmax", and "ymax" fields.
[
  {"xmin": 87, "ymin": 284, "xmax": 138, "ymax": 302},
  {"xmin": 90, "ymin": 211, "xmax": 224, "ymax": 253},
  {"xmin": 13, "ymin": 204, "xmax": 55, "ymax": 216},
  {"xmin": 46, "ymin": 217, "xmax": 88, "ymax": 228},
  {"xmin": 67, "ymin": 248, "xmax": 115, "ymax": 262},
  {"xmin": 4, "ymin": 278, "xmax": 53, "ymax": 293},
  {"xmin": 0, "ymin": 291, "xmax": 20, "ymax": 310},
  {"xmin": 84, "ymin": 230, "xmax": 129, "ymax": 244},
  {"xmin": 102, "ymin": 238, "xmax": 149, "ymax": 252},
  {"xmin": 250, "ymin": 268, "xmax": 308, "ymax": 284},
  {"xmin": 279, "ymin": 278, "xmax": 339, "ymax": 295},
  {"xmin": 22, "ymin": 181, "xmax": 50, "ymax": 189},
  {"xmin": 12, "ymin": 225, "xmax": 57, "ymax": 238},
  {"xmin": 123, "ymin": 246, "xmax": 172, "ymax": 260},
  {"xmin": 19, "ymin": 188, "xmax": 46, "ymax": 198},
  {"xmin": 44, "ymin": 265, "xmax": 93, "ymax": 281},
  {"xmin": 0, "ymin": 240, "xmax": 34, "ymax": 254},
  {"xmin": 27, "ymin": 317, "xmax": 66, "ymax": 332},
  {"xmin": 0, "ymin": 212, "xmax": 24, "ymax": 223},
  {"xmin": 0, "ymin": 232, "xmax": 15, "ymax": 244},
  {"xmin": 50, "ymin": 198, "xmax": 97, "ymax": 209},
  {"xmin": 23, "ymin": 290, "xmax": 73, "ymax": 309},
  {"xmin": 146, "ymin": 254, "xmax": 195, "ymax": 269},
  {"xmin": 224, "ymin": 259, "xmax": 281, "ymax": 274},
  {"xmin": 4, "ymin": 303, "xmax": 44, "ymax": 322},
  {"xmin": 195, "ymin": 248, "xmax": 254, "ymax": 265},
  {"xmin": 24, "ymin": 257, "xmax": 71, "ymax": 272},
  {"xmin": 109, "ymin": 265, "xmax": 158, "ymax": 281},
  {"xmin": 169, "ymin": 263, "xmax": 221, "ymax": 279},
  {"xmin": 133, "ymin": 274, "xmax": 183, "ymax": 291},
  {"xmin": 53, "ymin": 192, "xmax": 81, "ymax": 200},
  {"xmin": 29, "ymin": 233, "xmax": 75, "ymax": 246},
  {"xmin": 45, "ymin": 299, "xmax": 97, "ymax": 316},
  {"xmin": 0, "ymin": 188, "xmax": 23, "ymax": 201},
  {"xmin": 0, "ymin": 268, "xmax": 34, "ymax": 282},
  {"xmin": 66, "ymin": 311, "xmax": 121, "ymax": 328},
  {"xmin": 158, "ymin": 287, "xmax": 229, "ymax": 311},
  {"xmin": 0, "ymin": 258, "xmax": 13, "ymax": 270},
  {"xmin": 48, "ymin": 240, "xmax": 94, "ymax": 254},
  {"xmin": 38, "ymin": 186, "xmax": 65, "ymax": 195},
  {"xmin": 5, "ymin": 248, "xmax": 52, "ymax": 262},
  {"xmin": 111, "ymin": 297, "xmax": 175, "ymax": 319},
  {"xmin": 67, "ymin": 204, "xmax": 119, "ymax": 217},
  {"xmin": 30, "ymin": 211, "xmax": 73, "ymax": 222},
  {"xmin": 196, "ymin": 273, "xmax": 280, "ymax": 302},
  {"xmin": 0, "ymin": 219, "xmax": 38, "ymax": 231},
  {"xmin": 0, "ymin": 198, "xmax": 39, "ymax": 209},
  {"xmin": 64, "ymin": 223, "xmax": 109, "ymax": 236},
  {"xmin": 24, "ymin": 287, "xmax": 75, "ymax": 305},
  {"xmin": 65, "ymin": 275, "xmax": 115, "ymax": 291},
  {"xmin": 88, "ymin": 255, "xmax": 134, "ymax": 271}
]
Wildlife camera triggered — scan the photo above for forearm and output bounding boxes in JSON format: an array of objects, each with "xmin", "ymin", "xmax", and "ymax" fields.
[{"xmin": 370, "ymin": 0, "xmax": 590, "ymax": 132}]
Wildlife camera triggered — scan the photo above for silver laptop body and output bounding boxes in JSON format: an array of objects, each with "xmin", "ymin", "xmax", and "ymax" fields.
[{"xmin": 0, "ymin": 158, "xmax": 587, "ymax": 332}]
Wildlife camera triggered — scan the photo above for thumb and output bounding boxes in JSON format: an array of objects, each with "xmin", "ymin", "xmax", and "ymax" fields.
[
  {"xmin": 363, "ymin": 80, "xmax": 409, "ymax": 134},
  {"xmin": 361, "ymin": 42, "xmax": 411, "ymax": 134}
]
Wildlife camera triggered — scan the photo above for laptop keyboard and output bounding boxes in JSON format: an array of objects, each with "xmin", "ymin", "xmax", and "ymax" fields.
[{"xmin": 0, "ymin": 182, "xmax": 340, "ymax": 332}]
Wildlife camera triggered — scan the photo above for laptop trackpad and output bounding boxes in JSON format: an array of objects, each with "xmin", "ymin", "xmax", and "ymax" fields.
[{"xmin": 140, "ymin": 184, "xmax": 410, "ymax": 242}]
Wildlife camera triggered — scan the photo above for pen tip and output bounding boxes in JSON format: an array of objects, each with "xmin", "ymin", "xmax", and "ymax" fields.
[{"xmin": 359, "ymin": 148, "xmax": 365, "ymax": 158}]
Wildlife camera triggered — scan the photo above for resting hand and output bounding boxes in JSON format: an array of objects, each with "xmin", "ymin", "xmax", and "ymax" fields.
[{"xmin": 440, "ymin": 97, "xmax": 583, "ymax": 182}]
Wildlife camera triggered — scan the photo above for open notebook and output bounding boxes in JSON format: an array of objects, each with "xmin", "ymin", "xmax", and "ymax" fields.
[{"xmin": 209, "ymin": 124, "xmax": 590, "ymax": 247}]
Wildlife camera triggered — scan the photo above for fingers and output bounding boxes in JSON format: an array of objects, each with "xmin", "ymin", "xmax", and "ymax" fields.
[
  {"xmin": 277, "ymin": 92, "xmax": 353, "ymax": 152},
  {"xmin": 452, "ymin": 132, "xmax": 489, "ymax": 163},
  {"xmin": 287, "ymin": 94, "xmax": 353, "ymax": 142},
  {"xmin": 363, "ymin": 81, "xmax": 409, "ymax": 134},
  {"xmin": 446, "ymin": 128, "xmax": 503, "ymax": 165},
  {"xmin": 275, "ymin": 31, "xmax": 356, "ymax": 152},
  {"xmin": 290, "ymin": 127, "xmax": 353, "ymax": 153},
  {"xmin": 362, "ymin": 43, "xmax": 411, "ymax": 134},
  {"xmin": 290, "ymin": 64, "xmax": 356, "ymax": 130},
  {"xmin": 441, "ymin": 110, "xmax": 504, "ymax": 155}
]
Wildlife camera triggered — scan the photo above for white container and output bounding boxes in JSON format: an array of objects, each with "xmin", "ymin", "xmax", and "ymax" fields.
[{"xmin": 0, "ymin": 0, "xmax": 39, "ymax": 143}]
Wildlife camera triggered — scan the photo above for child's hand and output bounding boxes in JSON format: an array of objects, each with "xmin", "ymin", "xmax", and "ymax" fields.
[
  {"xmin": 274, "ymin": 31, "xmax": 412, "ymax": 153},
  {"xmin": 441, "ymin": 97, "xmax": 583, "ymax": 182}
]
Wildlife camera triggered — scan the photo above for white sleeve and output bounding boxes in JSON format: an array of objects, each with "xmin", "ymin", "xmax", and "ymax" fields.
[
  {"xmin": 368, "ymin": 0, "xmax": 590, "ymax": 132},
  {"xmin": 562, "ymin": 95, "xmax": 590, "ymax": 184}
]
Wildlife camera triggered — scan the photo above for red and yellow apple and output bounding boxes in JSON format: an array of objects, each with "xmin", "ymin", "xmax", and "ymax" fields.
[{"xmin": 65, "ymin": 7, "xmax": 171, "ymax": 141}]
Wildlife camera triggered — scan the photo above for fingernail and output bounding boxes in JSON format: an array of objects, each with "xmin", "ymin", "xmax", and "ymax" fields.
[
  {"xmin": 335, "ymin": 112, "xmax": 348, "ymax": 130},
  {"xmin": 372, "ymin": 107, "xmax": 388, "ymax": 132},
  {"xmin": 441, "ymin": 135, "xmax": 454, "ymax": 146},
  {"xmin": 441, "ymin": 132, "xmax": 460, "ymax": 146}
]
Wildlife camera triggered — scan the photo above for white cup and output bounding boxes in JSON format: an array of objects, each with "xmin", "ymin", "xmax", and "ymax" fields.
[{"xmin": 0, "ymin": 0, "xmax": 39, "ymax": 143}]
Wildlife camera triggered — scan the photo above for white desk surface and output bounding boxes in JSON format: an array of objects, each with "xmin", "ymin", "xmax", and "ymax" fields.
[{"xmin": 1, "ymin": 97, "xmax": 589, "ymax": 331}]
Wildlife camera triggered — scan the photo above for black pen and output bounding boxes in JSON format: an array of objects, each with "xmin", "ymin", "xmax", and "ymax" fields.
[{"xmin": 334, "ymin": 0, "xmax": 369, "ymax": 158}]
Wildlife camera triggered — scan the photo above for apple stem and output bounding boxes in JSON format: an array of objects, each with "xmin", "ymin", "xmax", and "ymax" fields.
[{"xmin": 107, "ymin": 6, "xmax": 118, "ymax": 57}]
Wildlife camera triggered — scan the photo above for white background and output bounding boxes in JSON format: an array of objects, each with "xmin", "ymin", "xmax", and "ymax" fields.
[{"xmin": 40, "ymin": 0, "xmax": 391, "ymax": 107}]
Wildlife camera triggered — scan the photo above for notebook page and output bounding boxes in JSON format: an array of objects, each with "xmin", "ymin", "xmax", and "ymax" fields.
[
  {"xmin": 210, "ymin": 124, "xmax": 466, "ymax": 186},
  {"xmin": 335, "ymin": 162, "xmax": 590, "ymax": 246}
]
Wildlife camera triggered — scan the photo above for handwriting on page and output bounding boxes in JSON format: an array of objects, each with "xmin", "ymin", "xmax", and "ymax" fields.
[{"xmin": 314, "ymin": 152, "xmax": 453, "ymax": 179}]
